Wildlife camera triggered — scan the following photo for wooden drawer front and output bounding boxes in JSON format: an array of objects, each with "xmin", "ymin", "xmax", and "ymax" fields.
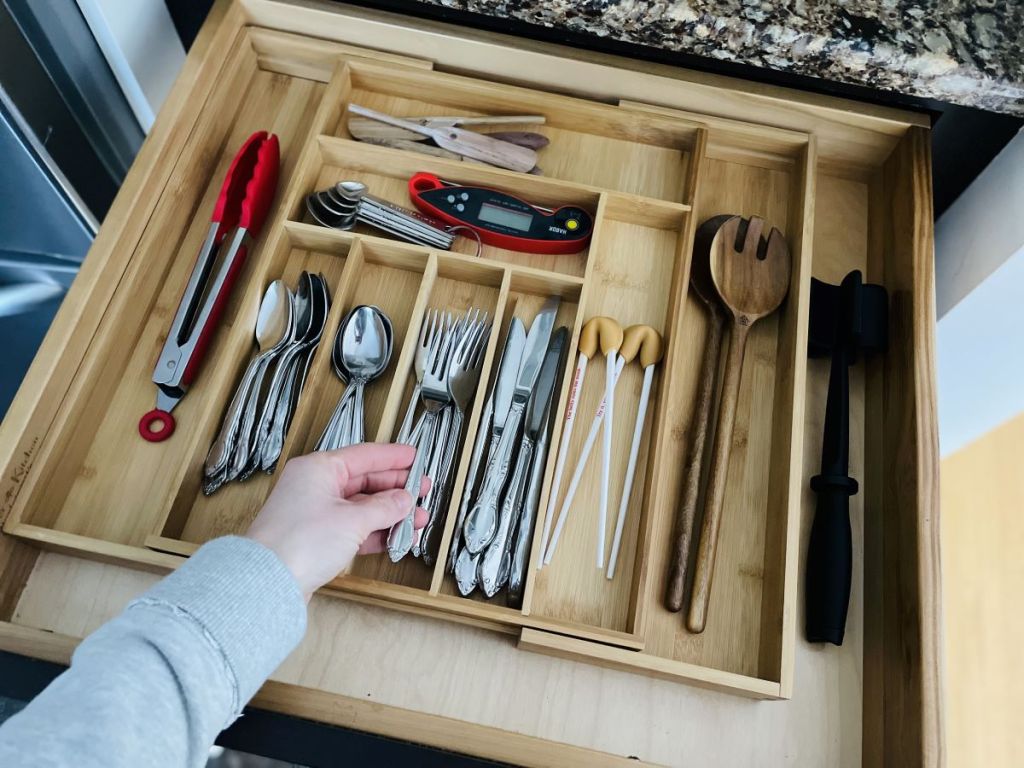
[{"xmin": 0, "ymin": 4, "xmax": 940, "ymax": 746}]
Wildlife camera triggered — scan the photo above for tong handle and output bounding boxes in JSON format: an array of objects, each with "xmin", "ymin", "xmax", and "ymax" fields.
[
  {"xmin": 180, "ymin": 229, "xmax": 249, "ymax": 387},
  {"xmin": 212, "ymin": 131, "xmax": 280, "ymax": 235},
  {"xmin": 182, "ymin": 134, "xmax": 280, "ymax": 385}
]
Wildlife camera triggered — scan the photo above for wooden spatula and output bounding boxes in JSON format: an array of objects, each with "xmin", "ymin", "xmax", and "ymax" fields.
[
  {"xmin": 347, "ymin": 104, "xmax": 538, "ymax": 173},
  {"xmin": 687, "ymin": 215, "xmax": 791, "ymax": 634}
]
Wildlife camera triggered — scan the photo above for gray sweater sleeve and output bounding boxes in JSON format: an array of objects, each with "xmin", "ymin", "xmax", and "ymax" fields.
[{"xmin": 0, "ymin": 536, "xmax": 307, "ymax": 768}]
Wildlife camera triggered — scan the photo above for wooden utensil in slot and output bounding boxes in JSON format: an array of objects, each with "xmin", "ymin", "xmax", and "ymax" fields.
[
  {"xmin": 665, "ymin": 215, "xmax": 732, "ymax": 611},
  {"xmin": 483, "ymin": 132, "xmax": 550, "ymax": 150},
  {"xmin": 346, "ymin": 114, "xmax": 545, "ymax": 143},
  {"xmin": 348, "ymin": 118, "xmax": 549, "ymax": 151},
  {"xmin": 687, "ymin": 216, "xmax": 791, "ymax": 634},
  {"xmin": 359, "ymin": 137, "xmax": 465, "ymax": 161},
  {"xmin": 347, "ymin": 105, "xmax": 538, "ymax": 173}
]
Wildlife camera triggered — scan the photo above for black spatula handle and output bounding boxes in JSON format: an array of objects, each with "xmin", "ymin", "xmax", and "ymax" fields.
[
  {"xmin": 806, "ymin": 472, "xmax": 857, "ymax": 644},
  {"xmin": 805, "ymin": 335, "xmax": 858, "ymax": 645}
]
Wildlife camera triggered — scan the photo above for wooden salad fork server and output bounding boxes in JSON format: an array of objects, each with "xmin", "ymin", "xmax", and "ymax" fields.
[
  {"xmin": 665, "ymin": 216, "xmax": 731, "ymax": 612},
  {"xmin": 687, "ymin": 215, "xmax": 791, "ymax": 633}
]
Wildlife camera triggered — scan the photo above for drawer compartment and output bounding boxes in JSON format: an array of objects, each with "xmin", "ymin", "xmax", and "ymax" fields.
[
  {"xmin": 4, "ymin": 39, "xmax": 329, "ymax": 548},
  {"xmin": 334, "ymin": 61, "xmax": 697, "ymax": 201},
  {"xmin": 526, "ymin": 211, "xmax": 689, "ymax": 636}
]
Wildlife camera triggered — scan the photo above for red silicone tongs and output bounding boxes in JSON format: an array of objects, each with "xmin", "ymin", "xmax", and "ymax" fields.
[{"xmin": 139, "ymin": 130, "xmax": 280, "ymax": 442}]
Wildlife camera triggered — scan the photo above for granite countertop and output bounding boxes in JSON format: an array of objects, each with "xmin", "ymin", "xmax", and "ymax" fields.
[{"xmin": 414, "ymin": 0, "xmax": 1024, "ymax": 115}]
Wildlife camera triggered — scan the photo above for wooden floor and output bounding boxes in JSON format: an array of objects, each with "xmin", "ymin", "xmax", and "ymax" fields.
[{"xmin": 941, "ymin": 412, "xmax": 1024, "ymax": 768}]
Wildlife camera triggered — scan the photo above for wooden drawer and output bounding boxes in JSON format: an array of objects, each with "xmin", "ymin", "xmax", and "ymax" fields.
[{"xmin": 0, "ymin": 1, "xmax": 941, "ymax": 764}]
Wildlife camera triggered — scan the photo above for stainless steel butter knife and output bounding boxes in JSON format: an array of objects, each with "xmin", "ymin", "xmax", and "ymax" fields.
[
  {"xmin": 479, "ymin": 326, "xmax": 567, "ymax": 596},
  {"xmin": 463, "ymin": 298, "xmax": 559, "ymax": 554},
  {"xmin": 450, "ymin": 318, "xmax": 525, "ymax": 583}
]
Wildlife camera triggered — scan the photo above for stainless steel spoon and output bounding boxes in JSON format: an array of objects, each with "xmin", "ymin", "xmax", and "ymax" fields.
[
  {"xmin": 260, "ymin": 273, "xmax": 331, "ymax": 471},
  {"xmin": 202, "ymin": 280, "xmax": 292, "ymax": 494},
  {"xmin": 341, "ymin": 306, "xmax": 390, "ymax": 445},
  {"xmin": 236, "ymin": 273, "xmax": 314, "ymax": 480},
  {"xmin": 316, "ymin": 306, "xmax": 392, "ymax": 450},
  {"xmin": 226, "ymin": 284, "xmax": 301, "ymax": 482}
]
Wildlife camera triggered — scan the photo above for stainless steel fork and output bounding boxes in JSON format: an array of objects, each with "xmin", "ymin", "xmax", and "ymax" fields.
[
  {"xmin": 387, "ymin": 314, "xmax": 456, "ymax": 562},
  {"xmin": 396, "ymin": 309, "xmax": 446, "ymax": 444},
  {"xmin": 419, "ymin": 314, "xmax": 489, "ymax": 563}
]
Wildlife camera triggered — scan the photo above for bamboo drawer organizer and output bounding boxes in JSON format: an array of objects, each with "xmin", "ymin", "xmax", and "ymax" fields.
[{"xmin": 0, "ymin": 8, "xmax": 939, "ymax": 716}]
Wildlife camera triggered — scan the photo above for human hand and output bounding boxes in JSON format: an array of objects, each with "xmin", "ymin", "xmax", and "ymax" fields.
[{"xmin": 246, "ymin": 443, "xmax": 428, "ymax": 600}]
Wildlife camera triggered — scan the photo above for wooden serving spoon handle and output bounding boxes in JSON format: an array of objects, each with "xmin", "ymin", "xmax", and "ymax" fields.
[
  {"xmin": 359, "ymin": 137, "xmax": 464, "ymax": 160},
  {"xmin": 687, "ymin": 320, "xmax": 750, "ymax": 633},
  {"xmin": 665, "ymin": 299, "xmax": 725, "ymax": 612}
]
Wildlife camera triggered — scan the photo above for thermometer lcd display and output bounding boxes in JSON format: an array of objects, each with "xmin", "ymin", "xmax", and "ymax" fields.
[{"xmin": 478, "ymin": 202, "xmax": 533, "ymax": 232}]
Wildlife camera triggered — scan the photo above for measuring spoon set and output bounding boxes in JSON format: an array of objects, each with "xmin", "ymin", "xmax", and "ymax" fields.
[
  {"xmin": 306, "ymin": 181, "xmax": 458, "ymax": 250},
  {"xmin": 203, "ymin": 272, "xmax": 331, "ymax": 494},
  {"xmin": 540, "ymin": 316, "xmax": 665, "ymax": 580}
]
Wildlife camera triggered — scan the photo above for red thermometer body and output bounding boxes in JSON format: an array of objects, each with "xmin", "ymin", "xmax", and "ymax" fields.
[{"xmin": 408, "ymin": 172, "xmax": 593, "ymax": 255}]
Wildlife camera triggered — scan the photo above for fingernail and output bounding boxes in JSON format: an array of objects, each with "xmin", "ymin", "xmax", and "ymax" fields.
[{"xmin": 391, "ymin": 489, "xmax": 412, "ymax": 507}]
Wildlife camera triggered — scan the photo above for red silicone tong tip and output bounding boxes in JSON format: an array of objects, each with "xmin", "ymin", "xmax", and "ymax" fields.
[
  {"xmin": 210, "ymin": 131, "xmax": 279, "ymax": 234},
  {"xmin": 239, "ymin": 134, "xmax": 279, "ymax": 234},
  {"xmin": 139, "ymin": 409, "xmax": 176, "ymax": 442}
]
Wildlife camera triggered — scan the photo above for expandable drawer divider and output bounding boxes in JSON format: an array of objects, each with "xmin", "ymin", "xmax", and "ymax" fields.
[{"xmin": 0, "ymin": 19, "xmax": 940, "ymax": 715}]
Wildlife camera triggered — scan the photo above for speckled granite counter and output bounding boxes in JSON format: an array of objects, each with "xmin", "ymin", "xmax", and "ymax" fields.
[{"xmin": 412, "ymin": 0, "xmax": 1024, "ymax": 115}]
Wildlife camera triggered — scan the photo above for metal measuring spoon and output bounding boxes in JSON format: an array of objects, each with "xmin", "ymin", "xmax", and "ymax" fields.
[
  {"xmin": 315, "ymin": 182, "xmax": 364, "ymax": 220},
  {"xmin": 333, "ymin": 180, "xmax": 367, "ymax": 204},
  {"xmin": 202, "ymin": 280, "xmax": 292, "ymax": 494},
  {"xmin": 306, "ymin": 193, "xmax": 357, "ymax": 230}
]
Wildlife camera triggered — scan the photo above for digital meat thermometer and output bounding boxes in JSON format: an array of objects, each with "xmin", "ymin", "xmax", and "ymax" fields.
[{"xmin": 408, "ymin": 172, "xmax": 593, "ymax": 255}]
